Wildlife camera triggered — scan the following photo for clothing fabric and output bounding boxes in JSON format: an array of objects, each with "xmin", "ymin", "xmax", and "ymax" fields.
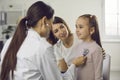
[
  {"xmin": 0, "ymin": 29, "xmax": 76, "ymax": 80},
  {"xmin": 54, "ymin": 34, "xmax": 103, "ymax": 80},
  {"xmin": 72, "ymin": 41, "xmax": 103, "ymax": 80},
  {"xmin": 54, "ymin": 33, "xmax": 81, "ymax": 65}
]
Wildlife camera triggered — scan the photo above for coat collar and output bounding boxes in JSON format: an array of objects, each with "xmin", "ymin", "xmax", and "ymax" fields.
[{"xmin": 27, "ymin": 28, "xmax": 51, "ymax": 47}]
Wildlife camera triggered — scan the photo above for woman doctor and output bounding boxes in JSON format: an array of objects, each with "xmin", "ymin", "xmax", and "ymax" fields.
[{"xmin": 0, "ymin": 1, "xmax": 86, "ymax": 80}]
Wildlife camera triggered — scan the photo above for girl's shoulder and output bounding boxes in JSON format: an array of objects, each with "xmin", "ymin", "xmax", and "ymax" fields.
[
  {"xmin": 92, "ymin": 41, "xmax": 102, "ymax": 49},
  {"xmin": 90, "ymin": 41, "xmax": 103, "ymax": 54}
]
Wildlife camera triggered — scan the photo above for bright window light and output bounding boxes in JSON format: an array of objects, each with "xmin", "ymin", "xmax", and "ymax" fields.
[{"xmin": 105, "ymin": 0, "xmax": 120, "ymax": 37}]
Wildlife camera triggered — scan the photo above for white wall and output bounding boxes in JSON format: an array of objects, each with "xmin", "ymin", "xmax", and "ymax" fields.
[
  {"xmin": 23, "ymin": 0, "xmax": 102, "ymax": 32},
  {"xmin": 0, "ymin": 0, "xmax": 23, "ymax": 10},
  {"xmin": 0, "ymin": 0, "xmax": 120, "ymax": 71}
]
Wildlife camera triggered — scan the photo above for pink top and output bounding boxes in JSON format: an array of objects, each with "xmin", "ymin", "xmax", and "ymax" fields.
[
  {"xmin": 54, "ymin": 40, "xmax": 103, "ymax": 80},
  {"xmin": 70, "ymin": 41, "xmax": 103, "ymax": 80}
]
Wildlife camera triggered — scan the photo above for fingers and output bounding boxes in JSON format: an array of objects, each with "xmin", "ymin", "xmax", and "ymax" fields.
[
  {"xmin": 80, "ymin": 56, "xmax": 86, "ymax": 64},
  {"xmin": 72, "ymin": 56, "xmax": 87, "ymax": 67},
  {"xmin": 58, "ymin": 59, "xmax": 68, "ymax": 72},
  {"xmin": 83, "ymin": 56, "xmax": 87, "ymax": 60}
]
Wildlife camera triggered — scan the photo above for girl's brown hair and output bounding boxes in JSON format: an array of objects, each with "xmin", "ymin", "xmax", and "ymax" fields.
[{"xmin": 78, "ymin": 14, "xmax": 102, "ymax": 47}]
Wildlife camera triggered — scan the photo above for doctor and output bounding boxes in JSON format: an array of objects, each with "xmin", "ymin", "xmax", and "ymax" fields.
[{"xmin": 0, "ymin": 1, "xmax": 86, "ymax": 80}]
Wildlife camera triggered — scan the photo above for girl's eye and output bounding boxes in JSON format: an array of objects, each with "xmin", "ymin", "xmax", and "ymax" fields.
[
  {"xmin": 78, "ymin": 25, "xmax": 83, "ymax": 28},
  {"xmin": 76, "ymin": 25, "xmax": 83, "ymax": 29}
]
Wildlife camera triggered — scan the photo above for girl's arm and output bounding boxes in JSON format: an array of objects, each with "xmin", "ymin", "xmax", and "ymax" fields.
[{"xmin": 93, "ymin": 48, "xmax": 103, "ymax": 80}]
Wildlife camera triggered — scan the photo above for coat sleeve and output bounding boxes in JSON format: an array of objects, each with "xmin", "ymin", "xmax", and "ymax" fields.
[
  {"xmin": 92, "ymin": 47, "xmax": 103, "ymax": 80},
  {"xmin": 54, "ymin": 43, "xmax": 63, "ymax": 61},
  {"xmin": 0, "ymin": 38, "xmax": 12, "ymax": 64},
  {"xmin": 40, "ymin": 46, "xmax": 76, "ymax": 80}
]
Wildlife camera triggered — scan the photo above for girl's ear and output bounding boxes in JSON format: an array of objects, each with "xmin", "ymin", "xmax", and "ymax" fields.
[{"xmin": 90, "ymin": 27, "xmax": 95, "ymax": 35}]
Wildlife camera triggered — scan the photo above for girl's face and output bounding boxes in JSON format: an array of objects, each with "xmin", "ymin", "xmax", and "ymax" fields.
[
  {"xmin": 76, "ymin": 17, "xmax": 94, "ymax": 41},
  {"xmin": 52, "ymin": 23, "xmax": 69, "ymax": 41}
]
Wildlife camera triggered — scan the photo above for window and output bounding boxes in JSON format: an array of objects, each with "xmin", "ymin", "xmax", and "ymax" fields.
[{"xmin": 104, "ymin": 0, "xmax": 120, "ymax": 41}]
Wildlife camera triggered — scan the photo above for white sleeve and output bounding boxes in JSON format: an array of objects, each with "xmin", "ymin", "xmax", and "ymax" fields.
[
  {"xmin": 61, "ymin": 64, "xmax": 76, "ymax": 80},
  {"xmin": 40, "ymin": 46, "xmax": 76, "ymax": 80},
  {"xmin": 0, "ymin": 38, "xmax": 12, "ymax": 64},
  {"xmin": 54, "ymin": 43, "xmax": 63, "ymax": 61}
]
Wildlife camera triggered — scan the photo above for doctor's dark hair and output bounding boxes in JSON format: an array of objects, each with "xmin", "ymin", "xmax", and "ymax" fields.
[{"xmin": 1, "ymin": 1, "xmax": 54, "ymax": 80}]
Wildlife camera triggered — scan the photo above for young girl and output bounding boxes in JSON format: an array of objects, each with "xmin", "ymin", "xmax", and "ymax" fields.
[{"xmin": 75, "ymin": 14, "xmax": 103, "ymax": 80}]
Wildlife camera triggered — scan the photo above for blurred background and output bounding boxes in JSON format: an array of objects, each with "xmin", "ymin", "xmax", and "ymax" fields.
[{"xmin": 0, "ymin": 0, "xmax": 120, "ymax": 80}]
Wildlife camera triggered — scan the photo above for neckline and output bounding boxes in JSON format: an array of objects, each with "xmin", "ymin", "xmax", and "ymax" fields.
[{"xmin": 61, "ymin": 34, "xmax": 75, "ymax": 49}]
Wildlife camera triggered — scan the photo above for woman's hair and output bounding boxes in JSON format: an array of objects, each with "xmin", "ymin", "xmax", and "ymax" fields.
[
  {"xmin": 47, "ymin": 31, "xmax": 58, "ymax": 45},
  {"xmin": 1, "ymin": 1, "xmax": 54, "ymax": 80},
  {"xmin": 48, "ymin": 16, "xmax": 72, "ymax": 45},
  {"xmin": 53, "ymin": 16, "xmax": 72, "ymax": 36},
  {"xmin": 78, "ymin": 14, "xmax": 102, "ymax": 47}
]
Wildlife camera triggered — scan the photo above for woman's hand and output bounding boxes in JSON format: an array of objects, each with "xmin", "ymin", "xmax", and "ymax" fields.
[
  {"xmin": 58, "ymin": 58, "xmax": 68, "ymax": 72},
  {"xmin": 72, "ymin": 56, "xmax": 87, "ymax": 67}
]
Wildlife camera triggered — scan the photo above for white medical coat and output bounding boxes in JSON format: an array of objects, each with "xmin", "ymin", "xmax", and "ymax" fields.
[{"xmin": 0, "ymin": 29, "xmax": 76, "ymax": 80}]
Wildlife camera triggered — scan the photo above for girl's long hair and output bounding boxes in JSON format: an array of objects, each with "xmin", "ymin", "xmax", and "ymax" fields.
[
  {"xmin": 78, "ymin": 14, "xmax": 102, "ymax": 47},
  {"xmin": 0, "ymin": 1, "xmax": 54, "ymax": 80}
]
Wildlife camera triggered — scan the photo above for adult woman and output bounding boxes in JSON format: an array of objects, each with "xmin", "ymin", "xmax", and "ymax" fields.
[
  {"xmin": 52, "ymin": 16, "xmax": 83, "ymax": 72},
  {"xmin": 0, "ymin": 1, "xmax": 86, "ymax": 80}
]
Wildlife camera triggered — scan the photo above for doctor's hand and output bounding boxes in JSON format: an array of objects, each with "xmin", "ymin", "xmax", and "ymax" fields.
[
  {"xmin": 72, "ymin": 56, "xmax": 87, "ymax": 67},
  {"xmin": 58, "ymin": 58, "xmax": 68, "ymax": 72}
]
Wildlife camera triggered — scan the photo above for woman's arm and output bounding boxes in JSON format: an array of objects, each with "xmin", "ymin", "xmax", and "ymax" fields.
[
  {"xmin": 58, "ymin": 56, "xmax": 87, "ymax": 72},
  {"xmin": 58, "ymin": 58, "xmax": 68, "ymax": 73}
]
